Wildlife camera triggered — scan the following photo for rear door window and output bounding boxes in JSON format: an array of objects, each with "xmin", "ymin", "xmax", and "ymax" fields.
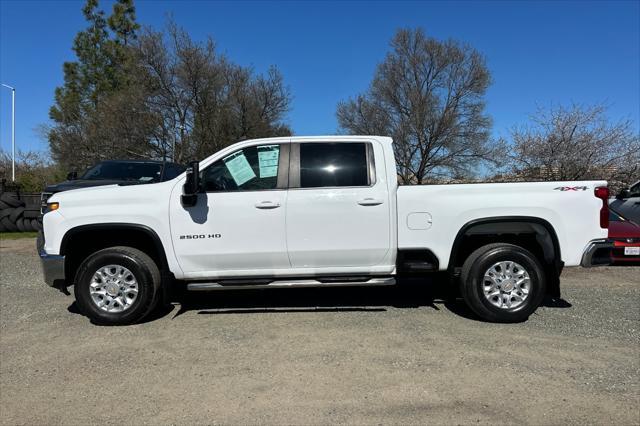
[{"xmin": 299, "ymin": 143, "xmax": 371, "ymax": 188}]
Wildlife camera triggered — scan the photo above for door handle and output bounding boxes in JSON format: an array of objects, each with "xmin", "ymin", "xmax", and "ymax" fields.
[
  {"xmin": 357, "ymin": 198, "xmax": 384, "ymax": 206},
  {"xmin": 255, "ymin": 201, "xmax": 281, "ymax": 209}
]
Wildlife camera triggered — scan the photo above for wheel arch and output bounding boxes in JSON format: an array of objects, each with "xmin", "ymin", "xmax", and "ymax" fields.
[
  {"xmin": 60, "ymin": 223, "xmax": 169, "ymax": 285},
  {"xmin": 448, "ymin": 216, "xmax": 563, "ymax": 297},
  {"xmin": 449, "ymin": 216, "xmax": 561, "ymax": 268}
]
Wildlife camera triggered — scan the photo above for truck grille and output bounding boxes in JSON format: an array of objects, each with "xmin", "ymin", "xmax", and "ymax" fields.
[{"xmin": 40, "ymin": 192, "xmax": 53, "ymax": 214}]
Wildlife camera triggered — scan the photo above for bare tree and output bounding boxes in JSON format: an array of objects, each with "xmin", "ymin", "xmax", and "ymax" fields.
[
  {"xmin": 508, "ymin": 104, "xmax": 640, "ymax": 190},
  {"xmin": 337, "ymin": 28, "xmax": 495, "ymax": 184},
  {"xmin": 0, "ymin": 150, "xmax": 65, "ymax": 192},
  {"xmin": 136, "ymin": 21, "xmax": 292, "ymax": 163}
]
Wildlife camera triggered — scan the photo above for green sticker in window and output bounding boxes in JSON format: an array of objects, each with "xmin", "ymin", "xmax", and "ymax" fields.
[
  {"xmin": 223, "ymin": 151, "xmax": 256, "ymax": 186},
  {"xmin": 258, "ymin": 145, "xmax": 279, "ymax": 178}
]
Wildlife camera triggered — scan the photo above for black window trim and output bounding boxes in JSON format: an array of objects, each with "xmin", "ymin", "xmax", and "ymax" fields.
[
  {"xmin": 288, "ymin": 141, "xmax": 377, "ymax": 190},
  {"xmin": 199, "ymin": 143, "xmax": 290, "ymax": 193}
]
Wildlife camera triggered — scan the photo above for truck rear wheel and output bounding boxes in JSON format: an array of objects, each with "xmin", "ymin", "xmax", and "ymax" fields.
[
  {"xmin": 460, "ymin": 243, "xmax": 546, "ymax": 323},
  {"xmin": 74, "ymin": 246, "xmax": 161, "ymax": 325}
]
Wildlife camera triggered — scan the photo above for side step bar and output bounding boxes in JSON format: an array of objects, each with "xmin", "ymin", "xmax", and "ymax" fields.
[{"xmin": 187, "ymin": 277, "xmax": 396, "ymax": 291}]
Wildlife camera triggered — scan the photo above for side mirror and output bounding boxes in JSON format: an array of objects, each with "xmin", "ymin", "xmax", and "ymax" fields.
[
  {"xmin": 67, "ymin": 171, "xmax": 78, "ymax": 181},
  {"xmin": 616, "ymin": 189, "xmax": 630, "ymax": 200},
  {"xmin": 181, "ymin": 160, "xmax": 200, "ymax": 207}
]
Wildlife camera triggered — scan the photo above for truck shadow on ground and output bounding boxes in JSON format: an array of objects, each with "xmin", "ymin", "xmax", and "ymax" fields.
[
  {"xmin": 67, "ymin": 275, "xmax": 572, "ymax": 324},
  {"xmin": 169, "ymin": 275, "xmax": 572, "ymax": 323}
]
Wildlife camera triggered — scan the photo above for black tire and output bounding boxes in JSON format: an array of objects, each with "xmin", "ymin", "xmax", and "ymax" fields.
[
  {"xmin": 23, "ymin": 209, "xmax": 41, "ymax": 219},
  {"xmin": 16, "ymin": 217, "xmax": 26, "ymax": 232},
  {"xmin": 0, "ymin": 221, "xmax": 6, "ymax": 232},
  {"xmin": 74, "ymin": 246, "xmax": 162, "ymax": 325},
  {"xmin": 0, "ymin": 200, "xmax": 9, "ymax": 209},
  {"xmin": 9, "ymin": 206, "xmax": 24, "ymax": 222},
  {"xmin": 460, "ymin": 243, "xmax": 546, "ymax": 323},
  {"xmin": 0, "ymin": 208, "xmax": 11, "ymax": 220},
  {"xmin": 22, "ymin": 219, "xmax": 34, "ymax": 232},
  {"xmin": 1, "ymin": 216, "xmax": 18, "ymax": 232},
  {"xmin": 0, "ymin": 192, "xmax": 22, "ymax": 207},
  {"xmin": 33, "ymin": 219, "xmax": 43, "ymax": 231}
]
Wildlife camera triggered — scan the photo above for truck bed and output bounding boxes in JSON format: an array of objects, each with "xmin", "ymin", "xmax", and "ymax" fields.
[{"xmin": 397, "ymin": 181, "xmax": 608, "ymax": 269}]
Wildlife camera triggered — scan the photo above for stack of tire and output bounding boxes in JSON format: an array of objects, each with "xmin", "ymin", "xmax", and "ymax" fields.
[{"xmin": 0, "ymin": 191, "xmax": 43, "ymax": 232}]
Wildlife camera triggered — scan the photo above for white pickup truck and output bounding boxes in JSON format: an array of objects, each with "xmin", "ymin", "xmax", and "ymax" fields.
[{"xmin": 39, "ymin": 136, "xmax": 612, "ymax": 325}]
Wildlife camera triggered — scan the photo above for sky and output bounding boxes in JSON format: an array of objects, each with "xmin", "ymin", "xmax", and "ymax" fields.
[{"xmin": 1, "ymin": 0, "xmax": 639, "ymax": 156}]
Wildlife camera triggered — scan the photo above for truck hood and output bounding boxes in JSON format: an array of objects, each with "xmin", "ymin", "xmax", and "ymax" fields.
[
  {"xmin": 44, "ymin": 179, "xmax": 142, "ymax": 193},
  {"xmin": 609, "ymin": 220, "xmax": 640, "ymax": 239},
  {"xmin": 48, "ymin": 179, "xmax": 176, "ymax": 206}
]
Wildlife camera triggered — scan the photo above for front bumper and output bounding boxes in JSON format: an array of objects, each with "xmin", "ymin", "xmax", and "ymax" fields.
[
  {"xmin": 580, "ymin": 239, "xmax": 614, "ymax": 267},
  {"xmin": 611, "ymin": 239, "xmax": 640, "ymax": 263},
  {"xmin": 37, "ymin": 231, "xmax": 65, "ymax": 287}
]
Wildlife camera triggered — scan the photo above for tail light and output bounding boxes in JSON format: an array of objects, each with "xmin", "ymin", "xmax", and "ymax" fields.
[{"xmin": 594, "ymin": 186, "xmax": 609, "ymax": 229}]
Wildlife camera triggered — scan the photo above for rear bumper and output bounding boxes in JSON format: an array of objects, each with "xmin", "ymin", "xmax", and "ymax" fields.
[
  {"xmin": 37, "ymin": 231, "xmax": 65, "ymax": 287},
  {"xmin": 580, "ymin": 239, "xmax": 614, "ymax": 267}
]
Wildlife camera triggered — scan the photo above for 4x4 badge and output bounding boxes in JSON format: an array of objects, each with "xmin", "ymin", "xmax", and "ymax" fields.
[{"xmin": 554, "ymin": 186, "xmax": 588, "ymax": 191}]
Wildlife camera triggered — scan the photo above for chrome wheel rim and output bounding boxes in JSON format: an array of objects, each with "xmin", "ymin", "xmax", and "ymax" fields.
[
  {"xmin": 89, "ymin": 265, "xmax": 139, "ymax": 313},
  {"xmin": 482, "ymin": 261, "xmax": 531, "ymax": 310}
]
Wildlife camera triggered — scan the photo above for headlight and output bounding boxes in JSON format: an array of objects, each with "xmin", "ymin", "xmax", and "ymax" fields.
[{"xmin": 45, "ymin": 202, "xmax": 60, "ymax": 213}]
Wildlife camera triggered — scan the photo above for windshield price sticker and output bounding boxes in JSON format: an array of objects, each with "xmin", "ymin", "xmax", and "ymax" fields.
[
  {"xmin": 223, "ymin": 151, "xmax": 256, "ymax": 186},
  {"xmin": 258, "ymin": 145, "xmax": 279, "ymax": 178}
]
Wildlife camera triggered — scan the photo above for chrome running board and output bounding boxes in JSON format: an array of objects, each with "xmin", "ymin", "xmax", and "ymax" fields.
[{"xmin": 186, "ymin": 277, "xmax": 396, "ymax": 291}]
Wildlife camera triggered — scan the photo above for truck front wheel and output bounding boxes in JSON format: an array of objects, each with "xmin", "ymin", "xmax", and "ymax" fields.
[
  {"xmin": 460, "ymin": 243, "xmax": 546, "ymax": 323},
  {"xmin": 74, "ymin": 246, "xmax": 161, "ymax": 325}
]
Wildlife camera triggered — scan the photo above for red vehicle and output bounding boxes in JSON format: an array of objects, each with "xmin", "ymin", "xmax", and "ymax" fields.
[{"xmin": 609, "ymin": 210, "xmax": 640, "ymax": 264}]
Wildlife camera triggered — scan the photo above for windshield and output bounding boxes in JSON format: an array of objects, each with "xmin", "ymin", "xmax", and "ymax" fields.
[
  {"xmin": 610, "ymin": 206, "xmax": 639, "ymax": 226},
  {"xmin": 81, "ymin": 162, "xmax": 163, "ymax": 182},
  {"xmin": 610, "ymin": 210, "xmax": 624, "ymax": 221}
]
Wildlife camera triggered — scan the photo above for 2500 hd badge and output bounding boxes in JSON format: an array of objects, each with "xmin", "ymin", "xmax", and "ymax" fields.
[{"xmin": 179, "ymin": 234, "xmax": 222, "ymax": 240}]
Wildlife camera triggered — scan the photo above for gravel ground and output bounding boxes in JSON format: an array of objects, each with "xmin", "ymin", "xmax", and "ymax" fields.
[{"xmin": 1, "ymin": 238, "xmax": 639, "ymax": 425}]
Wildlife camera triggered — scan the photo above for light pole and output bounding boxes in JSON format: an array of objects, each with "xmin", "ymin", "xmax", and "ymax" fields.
[{"xmin": 1, "ymin": 83, "xmax": 15, "ymax": 181}]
